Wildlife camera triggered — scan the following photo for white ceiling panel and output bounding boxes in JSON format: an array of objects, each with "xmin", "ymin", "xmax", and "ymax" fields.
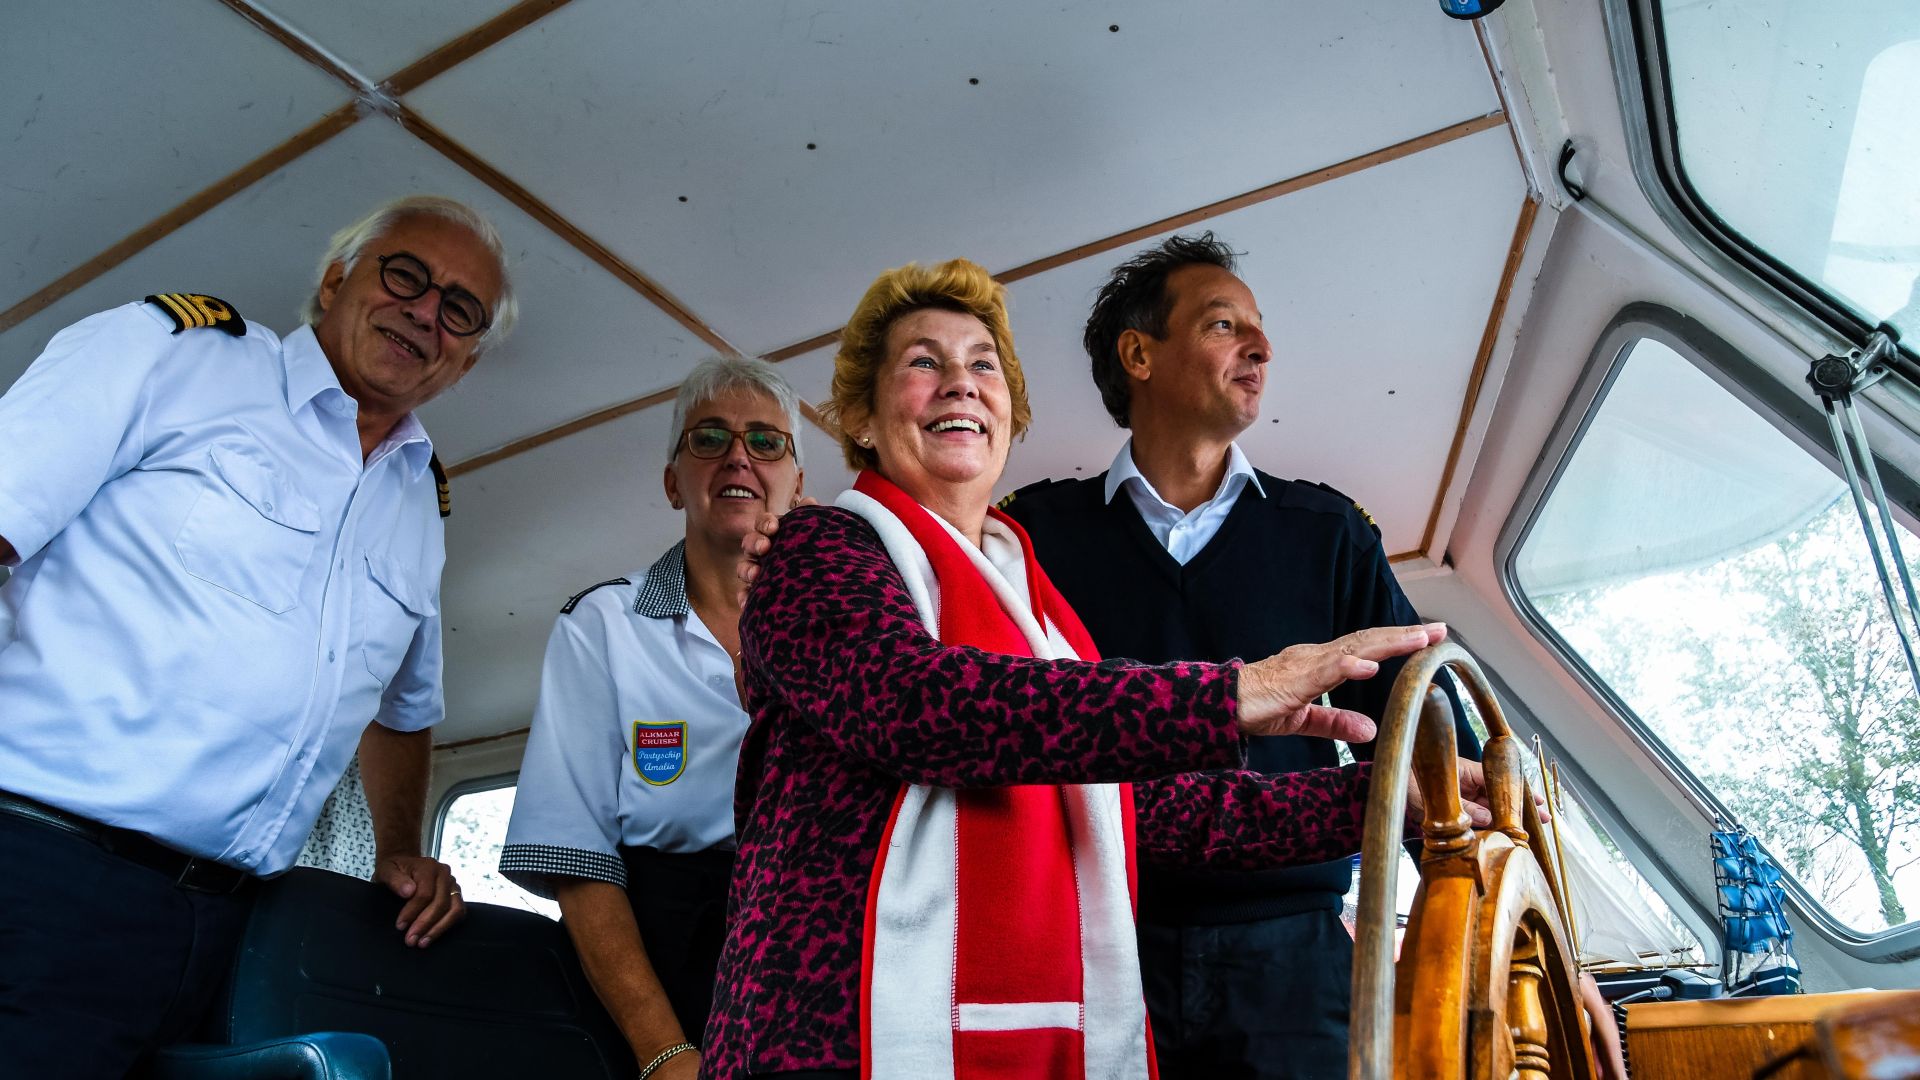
[
  {"xmin": 407, "ymin": 0, "xmax": 1501, "ymax": 354},
  {"xmin": 0, "ymin": 118, "xmax": 715, "ymax": 464},
  {"xmin": 762, "ymin": 128, "xmax": 1525, "ymax": 557},
  {"xmin": 438, "ymin": 397, "xmax": 858, "ymax": 740},
  {"xmin": 257, "ymin": 0, "xmax": 530, "ymax": 83},
  {"xmin": 996, "ymin": 126, "xmax": 1527, "ymax": 556},
  {"xmin": 0, "ymin": 0, "xmax": 351, "ymax": 313}
]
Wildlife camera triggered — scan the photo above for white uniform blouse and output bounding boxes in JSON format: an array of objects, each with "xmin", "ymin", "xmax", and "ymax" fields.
[
  {"xmin": 0, "ymin": 302, "xmax": 447, "ymax": 875},
  {"xmin": 501, "ymin": 542, "xmax": 747, "ymax": 899}
]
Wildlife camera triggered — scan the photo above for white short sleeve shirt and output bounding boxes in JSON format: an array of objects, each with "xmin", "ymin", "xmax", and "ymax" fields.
[
  {"xmin": 0, "ymin": 302, "xmax": 448, "ymax": 875},
  {"xmin": 500, "ymin": 542, "xmax": 748, "ymax": 899}
]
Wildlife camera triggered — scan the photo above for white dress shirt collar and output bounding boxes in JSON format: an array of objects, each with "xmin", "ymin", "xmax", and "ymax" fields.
[
  {"xmin": 281, "ymin": 324, "xmax": 434, "ymax": 479},
  {"xmin": 1102, "ymin": 439, "xmax": 1265, "ymax": 507},
  {"xmin": 1102, "ymin": 439, "xmax": 1265, "ymax": 564}
]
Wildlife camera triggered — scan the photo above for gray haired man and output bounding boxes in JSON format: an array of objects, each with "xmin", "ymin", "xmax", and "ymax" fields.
[{"xmin": 0, "ymin": 195, "xmax": 513, "ymax": 1077}]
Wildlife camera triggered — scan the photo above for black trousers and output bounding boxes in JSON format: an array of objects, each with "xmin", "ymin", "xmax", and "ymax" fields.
[
  {"xmin": 0, "ymin": 812, "xmax": 253, "ymax": 1079},
  {"xmin": 1139, "ymin": 908, "xmax": 1354, "ymax": 1080},
  {"xmin": 621, "ymin": 845, "xmax": 735, "ymax": 1045}
]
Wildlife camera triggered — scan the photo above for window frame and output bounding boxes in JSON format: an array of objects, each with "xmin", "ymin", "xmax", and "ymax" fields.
[
  {"xmin": 1598, "ymin": 0, "xmax": 1920, "ymax": 378},
  {"xmin": 1497, "ymin": 303, "xmax": 1920, "ymax": 958},
  {"xmin": 429, "ymin": 769, "xmax": 520, "ymax": 861},
  {"xmin": 1453, "ymin": 629, "xmax": 1720, "ymax": 967}
]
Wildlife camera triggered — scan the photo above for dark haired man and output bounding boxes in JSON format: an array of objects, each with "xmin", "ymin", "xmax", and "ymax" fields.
[{"xmin": 999, "ymin": 233, "xmax": 1480, "ymax": 1080}]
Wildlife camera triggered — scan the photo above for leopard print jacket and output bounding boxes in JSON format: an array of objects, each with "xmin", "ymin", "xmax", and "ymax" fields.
[{"xmin": 702, "ymin": 506, "xmax": 1374, "ymax": 1078}]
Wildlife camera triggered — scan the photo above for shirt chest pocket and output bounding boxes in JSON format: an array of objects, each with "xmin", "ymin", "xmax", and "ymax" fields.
[
  {"xmin": 358, "ymin": 551, "xmax": 436, "ymax": 687},
  {"xmin": 175, "ymin": 443, "xmax": 321, "ymax": 613}
]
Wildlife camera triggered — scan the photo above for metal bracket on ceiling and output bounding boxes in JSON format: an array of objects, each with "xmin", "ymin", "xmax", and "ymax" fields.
[
  {"xmin": 1810, "ymin": 329, "xmax": 1920, "ymax": 696},
  {"xmin": 1807, "ymin": 328, "xmax": 1897, "ymax": 403},
  {"xmin": 357, "ymin": 86, "xmax": 405, "ymax": 121}
]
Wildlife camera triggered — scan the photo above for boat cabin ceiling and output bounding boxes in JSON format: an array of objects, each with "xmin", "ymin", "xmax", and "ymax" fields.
[
  {"xmin": 1, "ymin": 0, "xmax": 1529, "ymax": 743},
  {"xmin": 7, "ymin": 0, "xmax": 1920, "ymax": 993}
]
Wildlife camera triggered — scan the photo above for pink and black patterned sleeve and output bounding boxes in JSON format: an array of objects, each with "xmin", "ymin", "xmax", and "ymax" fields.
[
  {"xmin": 1132, "ymin": 763, "xmax": 1374, "ymax": 871},
  {"xmin": 740, "ymin": 505, "xmax": 1246, "ymax": 789}
]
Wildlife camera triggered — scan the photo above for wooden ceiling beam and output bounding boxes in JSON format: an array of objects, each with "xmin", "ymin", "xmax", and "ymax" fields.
[
  {"xmin": 451, "ymin": 109, "xmax": 1514, "ymax": 482},
  {"xmin": 217, "ymin": 0, "xmax": 366, "ymax": 92},
  {"xmin": 0, "ymin": 104, "xmax": 360, "ymax": 336},
  {"xmin": 394, "ymin": 106, "xmax": 736, "ymax": 356},
  {"xmin": 1414, "ymin": 194, "xmax": 1542, "ymax": 561},
  {"xmin": 384, "ymin": 0, "xmax": 575, "ymax": 96},
  {"xmin": 0, "ymin": 0, "xmax": 576, "ymax": 337},
  {"xmin": 763, "ymin": 110, "xmax": 1508, "ymax": 364}
]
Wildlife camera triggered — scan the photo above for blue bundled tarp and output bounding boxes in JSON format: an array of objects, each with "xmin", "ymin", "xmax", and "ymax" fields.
[{"xmin": 1710, "ymin": 824, "xmax": 1801, "ymax": 996}]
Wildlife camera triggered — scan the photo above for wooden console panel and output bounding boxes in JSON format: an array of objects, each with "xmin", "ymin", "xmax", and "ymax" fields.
[{"xmin": 1625, "ymin": 991, "xmax": 1919, "ymax": 1080}]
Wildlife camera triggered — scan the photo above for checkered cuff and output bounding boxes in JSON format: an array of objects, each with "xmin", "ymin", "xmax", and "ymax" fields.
[{"xmin": 499, "ymin": 843, "xmax": 626, "ymax": 900}]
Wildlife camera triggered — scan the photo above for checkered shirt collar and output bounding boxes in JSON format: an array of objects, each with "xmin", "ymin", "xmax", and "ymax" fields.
[{"xmin": 635, "ymin": 540, "xmax": 690, "ymax": 619}]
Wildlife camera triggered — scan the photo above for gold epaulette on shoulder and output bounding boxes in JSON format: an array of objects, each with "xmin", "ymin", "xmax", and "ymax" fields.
[
  {"xmin": 429, "ymin": 454, "xmax": 451, "ymax": 518},
  {"xmin": 144, "ymin": 293, "xmax": 246, "ymax": 337},
  {"xmin": 1306, "ymin": 479, "xmax": 1380, "ymax": 536}
]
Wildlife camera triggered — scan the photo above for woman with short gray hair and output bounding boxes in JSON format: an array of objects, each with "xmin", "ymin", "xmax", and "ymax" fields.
[{"xmin": 501, "ymin": 355, "xmax": 804, "ymax": 1080}]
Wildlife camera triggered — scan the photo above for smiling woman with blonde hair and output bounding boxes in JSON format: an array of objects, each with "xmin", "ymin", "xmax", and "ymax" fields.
[{"xmin": 703, "ymin": 258, "xmax": 1463, "ymax": 1080}]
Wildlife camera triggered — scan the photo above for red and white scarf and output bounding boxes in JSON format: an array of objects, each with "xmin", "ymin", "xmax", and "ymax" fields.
[{"xmin": 838, "ymin": 471, "xmax": 1154, "ymax": 1080}]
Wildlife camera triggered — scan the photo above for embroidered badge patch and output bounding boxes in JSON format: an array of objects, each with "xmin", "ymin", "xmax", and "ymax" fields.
[{"xmin": 632, "ymin": 721, "xmax": 688, "ymax": 785}]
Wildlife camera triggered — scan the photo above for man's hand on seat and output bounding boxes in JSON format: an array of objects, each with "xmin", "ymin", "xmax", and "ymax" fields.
[
  {"xmin": 360, "ymin": 724, "xmax": 465, "ymax": 947},
  {"xmin": 375, "ymin": 853, "xmax": 466, "ymax": 948}
]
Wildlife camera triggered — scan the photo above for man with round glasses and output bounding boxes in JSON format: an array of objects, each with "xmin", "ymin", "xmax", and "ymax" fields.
[{"xmin": 0, "ymin": 194, "xmax": 513, "ymax": 1076}]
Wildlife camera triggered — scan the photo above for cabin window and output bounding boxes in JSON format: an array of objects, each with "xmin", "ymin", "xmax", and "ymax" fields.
[
  {"xmin": 1513, "ymin": 334, "xmax": 1920, "ymax": 937},
  {"xmin": 1651, "ymin": 2, "xmax": 1920, "ymax": 342},
  {"xmin": 1452, "ymin": 668, "xmax": 1704, "ymax": 966},
  {"xmin": 433, "ymin": 777, "xmax": 559, "ymax": 919}
]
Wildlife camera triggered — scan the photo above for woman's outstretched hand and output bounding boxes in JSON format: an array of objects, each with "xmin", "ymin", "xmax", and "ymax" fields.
[{"xmin": 1235, "ymin": 623, "xmax": 1447, "ymax": 742}]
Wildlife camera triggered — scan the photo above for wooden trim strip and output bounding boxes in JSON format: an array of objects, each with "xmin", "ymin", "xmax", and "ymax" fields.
[
  {"xmin": 1387, "ymin": 551, "xmax": 1425, "ymax": 566},
  {"xmin": 394, "ymin": 106, "xmax": 735, "ymax": 356},
  {"xmin": 1415, "ymin": 195, "xmax": 1541, "ymax": 557},
  {"xmin": 453, "ymin": 110, "xmax": 1510, "ymax": 475},
  {"xmin": 448, "ymin": 384, "xmax": 835, "ymax": 480},
  {"xmin": 447, "ymin": 383, "xmax": 680, "ymax": 478},
  {"xmin": 217, "ymin": 0, "xmax": 366, "ymax": 93},
  {"xmin": 1002, "ymin": 112, "xmax": 1509, "ymax": 284},
  {"xmin": 384, "ymin": 0, "xmax": 574, "ymax": 96},
  {"xmin": 0, "ymin": 105, "xmax": 360, "ymax": 336},
  {"xmin": 765, "ymin": 329, "xmax": 842, "ymax": 364},
  {"xmin": 798, "ymin": 398, "xmax": 834, "ymax": 438},
  {"xmin": 763, "ymin": 111, "xmax": 1507, "ymax": 364}
]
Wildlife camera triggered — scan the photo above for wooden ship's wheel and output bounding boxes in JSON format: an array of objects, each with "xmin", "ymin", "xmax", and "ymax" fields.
[{"xmin": 1349, "ymin": 641, "xmax": 1597, "ymax": 1080}]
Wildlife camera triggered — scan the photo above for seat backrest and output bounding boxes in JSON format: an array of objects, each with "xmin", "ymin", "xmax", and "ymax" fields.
[{"xmin": 201, "ymin": 868, "xmax": 635, "ymax": 1079}]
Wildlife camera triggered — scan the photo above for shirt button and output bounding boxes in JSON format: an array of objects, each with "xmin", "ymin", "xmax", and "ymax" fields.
[
  {"xmin": 264, "ymin": 500, "xmax": 274, "ymax": 512},
  {"xmin": 328, "ymin": 650, "xmax": 336, "ymax": 662}
]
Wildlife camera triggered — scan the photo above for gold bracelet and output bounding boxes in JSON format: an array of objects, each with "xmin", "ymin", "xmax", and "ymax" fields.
[{"xmin": 637, "ymin": 1042, "xmax": 697, "ymax": 1080}]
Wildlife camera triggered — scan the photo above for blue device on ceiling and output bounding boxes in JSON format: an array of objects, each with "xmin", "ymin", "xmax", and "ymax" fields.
[{"xmin": 1439, "ymin": 0, "xmax": 1506, "ymax": 18}]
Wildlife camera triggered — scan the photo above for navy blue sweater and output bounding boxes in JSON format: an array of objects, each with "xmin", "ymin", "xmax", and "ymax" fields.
[{"xmin": 1002, "ymin": 469, "xmax": 1479, "ymax": 923}]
